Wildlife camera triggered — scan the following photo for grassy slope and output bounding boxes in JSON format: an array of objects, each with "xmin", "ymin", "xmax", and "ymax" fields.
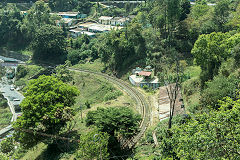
[
  {"xmin": 182, "ymin": 65, "xmax": 201, "ymax": 112},
  {"xmin": 0, "ymin": 107, "xmax": 12, "ymax": 129},
  {"xmin": 20, "ymin": 68, "xmax": 136, "ymax": 160},
  {"xmin": 71, "ymin": 59, "xmax": 104, "ymax": 72}
]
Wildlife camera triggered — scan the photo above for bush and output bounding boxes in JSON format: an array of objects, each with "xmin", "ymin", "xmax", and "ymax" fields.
[
  {"xmin": 182, "ymin": 77, "xmax": 201, "ymax": 97},
  {"xmin": 0, "ymin": 137, "xmax": 14, "ymax": 153},
  {"xmin": 15, "ymin": 79, "xmax": 26, "ymax": 87},
  {"xmin": 67, "ymin": 49, "xmax": 81, "ymax": 65},
  {"xmin": 201, "ymin": 75, "xmax": 240, "ymax": 109},
  {"xmin": 0, "ymin": 98, "xmax": 8, "ymax": 108},
  {"xmin": 104, "ymin": 91, "xmax": 123, "ymax": 101},
  {"xmin": 16, "ymin": 65, "xmax": 28, "ymax": 80},
  {"xmin": 85, "ymin": 100, "xmax": 91, "ymax": 109}
]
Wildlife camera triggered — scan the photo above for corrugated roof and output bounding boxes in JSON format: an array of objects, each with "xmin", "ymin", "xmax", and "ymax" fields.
[
  {"xmin": 138, "ymin": 71, "xmax": 151, "ymax": 76},
  {"xmin": 99, "ymin": 16, "xmax": 113, "ymax": 20}
]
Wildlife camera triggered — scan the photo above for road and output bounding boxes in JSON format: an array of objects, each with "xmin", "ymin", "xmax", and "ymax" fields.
[
  {"xmin": 69, "ymin": 68, "xmax": 150, "ymax": 149},
  {"xmin": 0, "ymin": 57, "xmax": 24, "ymax": 138},
  {"xmin": 0, "ymin": 77, "xmax": 24, "ymax": 121}
]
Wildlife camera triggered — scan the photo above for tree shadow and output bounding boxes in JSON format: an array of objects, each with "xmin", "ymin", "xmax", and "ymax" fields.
[
  {"xmin": 35, "ymin": 130, "xmax": 80, "ymax": 160},
  {"xmin": 108, "ymin": 136, "xmax": 134, "ymax": 160}
]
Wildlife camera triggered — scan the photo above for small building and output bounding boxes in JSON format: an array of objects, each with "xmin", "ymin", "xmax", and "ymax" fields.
[
  {"xmin": 78, "ymin": 22, "xmax": 122, "ymax": 34},
  {"xmin": 0, "ymin": 56, "xmax": 21, "ymax": 67},
  {"xmin": 20, "ymin": 11, "xmax": 28, "ymax": 16},
  {"xmin": 57, "ymin": 12, "xmax": 80, "ymax": 19},
  {"xmin": 129, "ymin": 66, "xmax": 160, "ymax": 89},
  {"xmin": 98, "ymin": 16, "xmax": 113, "ymax": 25},
  {"xmin": 6, "ymin": 70, "xmax": 15, "ymax": 79},
  {"xmin": 69, "ymin": 28, "xmax": 95, "ymax": 38},
  {"xmin": 110, "ymin": 17, "xmax": 129, "ymax": 26},
  {"xmin": 56, "ymin": 18, "xmax": 74, "ymax": 27}
]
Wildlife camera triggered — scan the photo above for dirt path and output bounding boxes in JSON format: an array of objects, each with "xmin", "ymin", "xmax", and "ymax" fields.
[{"xmin": 151, "ymin": 86, "xmax": 184, "ymax": 126}]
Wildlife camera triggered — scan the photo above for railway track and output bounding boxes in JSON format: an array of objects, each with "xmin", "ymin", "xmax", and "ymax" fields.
[{"xmin": 69, "ymin": 68, "xmax": 150, "ymax": 149}]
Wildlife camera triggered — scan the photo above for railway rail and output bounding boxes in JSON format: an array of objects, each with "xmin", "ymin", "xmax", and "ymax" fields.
[{"xmin": 69, "ymin": 68, "xmax": 150, "ymax": 149}]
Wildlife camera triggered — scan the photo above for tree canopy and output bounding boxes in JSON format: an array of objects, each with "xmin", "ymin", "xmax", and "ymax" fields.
[
  {"xmin": 13, "ymin": 75, "xmax": 79, "ymax": 148},
  {"xmin": 32, "ymin": 24, "xmax": 66, "ymax": 63},
  {"xmin": 86, "ymin": 107, "xmax": 141, "ymax": 139},
  {"xmin": 172, "ymin": 93, "xmax": 240, "ymax": 159}
]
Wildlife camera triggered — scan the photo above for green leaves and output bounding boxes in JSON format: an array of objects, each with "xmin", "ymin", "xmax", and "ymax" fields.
[
  {"xmin": 169, "ymin": 93, "xmax": 240, "ymax": 159},
  {"xmin": 32, "ymin": 24, "xmax": 66, "ymax": 63},
  {"xmin": 86, "ymin": 107, "xmax": 141, "ymax": 139},
  {"xmin": 191, "ymin": 32, "xmax": 232, "ymax": 84},
  {"xmin": 76, "ymin": 129, "xmax": 109, "ymax": 160},
  {"xmin": 13, "ymin": 75, "xmax": 79, "ymax": 148}
]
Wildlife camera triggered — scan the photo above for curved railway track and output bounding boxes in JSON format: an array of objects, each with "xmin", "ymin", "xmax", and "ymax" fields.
[{"xmin": 69, "ymin": 68, "xmax": 150, "ymax": 148}]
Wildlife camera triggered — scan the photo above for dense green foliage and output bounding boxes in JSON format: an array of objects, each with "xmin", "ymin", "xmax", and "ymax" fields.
[
  {"xmin": 0, "ymin": 4, "xmax": 23, "ymax": 47},
  {"xmin": 201, "ymin": 75, "xmax": 240, "ymax": 109},
  {"xmin": 0, "ymin": 137, "xmax": 14, "ymax": 154},
  {"xmin": 86, "ymin": 106, "xmax": 141, "ymax": 157},
  {"xmin": 16, "ymin": 65, "xmax": 27, "ymax": 80},
  {"xmin": 86, "ymin": 107, "xmax": 141, "ymax": 138},
  {"xmin": 171, "ymin": 94, "xmax": 240, "ymax": 159},
  {"xmin": 54, "ymin": 60, "xmax": 73, "ymax": 82},
  {"xmin": 32, "ymin": 24, "xmax": 66, "ymax": 63},
  {"xmin": 1, "ymin": 0, "xmax": 240, "ymax": 158},
  {"xmin": 13, "ymin": 75, "xmax": 79, "ymax": 148},
  {"xmin": 76, "ymin": 129, "xmax": 109, "ymax": 160},
  {"xmin": 49, "ymin": 0, "xmax": 92, "ymax": 14}
]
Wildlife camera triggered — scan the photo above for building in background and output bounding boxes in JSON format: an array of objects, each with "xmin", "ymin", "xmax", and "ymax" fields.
[
  {"xmin": 98, "ymin": 16, "xmax": 113, "ymax": 25},
  {"xmin": 129, "ymin": 66, "xmax": 160, "ymax": 89}
]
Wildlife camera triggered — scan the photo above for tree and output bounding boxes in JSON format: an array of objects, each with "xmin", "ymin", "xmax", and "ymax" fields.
[
  {"xmin": 0, "ymin": 4, "xmax": 23, "ymax": 47},
  {"xmin": 227, "ymin": 3, "xmax": 240, "ymax": 29},
  {"xmin": 172, "ymin": 91, "xmax": 240, "ymax": 159},
  {"xmin": 86, "ymin": 107, "xmax": 141, "ymax": 139},
  {"xmin": 213, "ymin": 0, "xmax": 231, "ymax": 32},
  {"xmin": 98, "ymin": 23, "xmax": 146, "ymax": 74},
  {"xmin": 86, "ymin": 106, "xmax": 141, "ymax": 156},
  {"xmin": 32, "ymin": 24, "xmax": 67, "ymax": 63},
  {"xmin": 76, "ymin": 129, "xmax": 109, "ymax": 160},
  {"xmin": 0, "ymin": 137, "xmax": 14, "ymax": 154},
  {"xmin": 16, "ymin": 65, "xmax": 28, "ymax": 80},
  {"xmin": 185, "ymin": 0, "xmax": 214, "ymax": 41},
  {"xmin": 13, "ymin": 75, "xmax": 79, "ymax": 148},
  {"xmin": 158, "ymin": 51, "xmax": 187, "ymax": 129},
  {"xmin": 201, "ymin": 74, "xmax": 240, "ymax": 109},
  {"xmin": 191, "ymin": 32, "xmax": 231, "ymax": 85},
  {"xmin": 54, "ymin": 60, "xmax": 73, "ymax": 82},
  {"xmin": 21, "ymin": 0, "xmax": 54, "ymax": 43}
]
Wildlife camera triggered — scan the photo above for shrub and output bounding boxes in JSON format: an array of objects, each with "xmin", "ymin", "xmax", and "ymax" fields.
[
  {"xmin": 67, "ymin": 49, "xmax": 81, "ymax": 65},
  {"xmin": 15, "ymin": 79, "xmax": 26, "ymax": 88},
  {"xmin": 104, "ymin": 91, "xmax": 123, "ymax": 101},
  {"xmin": 0, "ymin": 99, "xmax": 8, "ymax": 108},
  {"xmin": 16, "ymin": 65, "xmax": 28, "ymax": 80},
  {"xmin": 0, "ymin": 137, "xmax": 14, "ymax": 153},
  {"xmin": 201, "ymin": 75, "xmax": 240, "ymax": 109},
  {"xmin": 85, "ymin": 100, "xmax": 91, "ymax": 109}
]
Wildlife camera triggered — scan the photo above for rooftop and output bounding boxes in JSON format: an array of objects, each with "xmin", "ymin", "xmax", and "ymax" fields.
[
  {"xmin": 70, "ymin": 29, "xmax": 96, "ymax": 36},
  {"xmin": 61, "ymin": 18, "xmax": 73, "ymax": 23},
  {"xmin": 0, "ymin": 56, "xmax": 20, "ymax": 63},
  {"xmin": 130, "ymin": 75, "xmax": 144, "ymax": 83},
  {"xmin": 79, "ymin": 22, "xmax": 123, "ymax": 32},
  {"xmin": 57, "ymin": 12, "xmax": 79, "ymax": 17},
  {"xmin": 70, "ymin": 28, "xmax": 84, "ymax": 33},
  {"xmin": 138, "ymin": 71, "xmax": 152, "ymax": 77},
  {"xmin": 99, "ymin": 16, "xmax": 113, "ymax": 21},
  {"xmin": 118, "ymin": 17, "xmax": 129, "ymax": 22}
]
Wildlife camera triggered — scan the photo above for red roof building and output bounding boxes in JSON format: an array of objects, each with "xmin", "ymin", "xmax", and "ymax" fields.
[{"xmin": 138, "ymin": 71, "xmax": 152, "ymax": 77}]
